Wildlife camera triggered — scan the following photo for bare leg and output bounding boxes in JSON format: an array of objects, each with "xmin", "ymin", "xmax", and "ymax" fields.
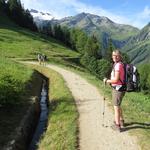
[
  {"xmin": 114, "ymin": 106, "xmax": 120, "ymax": 125},
  {"xmin": 120, "ymin": 107, "xmax": 123, "ymax": 121}
]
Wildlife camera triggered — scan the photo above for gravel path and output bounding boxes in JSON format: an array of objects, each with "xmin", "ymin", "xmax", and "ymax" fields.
[
  {"xmin": 25, "ymin": 62, "xmax": 140, "ymax": 150},
  {"xmin": 46, "ymin": 64, "xmax": 140, "ymax": 150}
]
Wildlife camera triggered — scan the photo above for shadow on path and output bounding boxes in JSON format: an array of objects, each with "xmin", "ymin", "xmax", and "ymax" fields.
[{"xmin": 122, "ymin": 122, "xmax": 150, "ymax": 132}]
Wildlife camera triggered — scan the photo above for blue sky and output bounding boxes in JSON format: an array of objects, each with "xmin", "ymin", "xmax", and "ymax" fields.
[{"xmin": 21, "ymin": 0, "xmax": 150, "ymax": 29}]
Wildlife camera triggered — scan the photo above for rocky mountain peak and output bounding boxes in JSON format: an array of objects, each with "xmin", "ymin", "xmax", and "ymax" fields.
[{"xmin": 74, "ymin": 12, "xmax": 114, "ymax": 25}]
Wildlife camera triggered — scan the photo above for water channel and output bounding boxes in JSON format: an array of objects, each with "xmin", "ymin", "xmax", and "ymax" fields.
[{"xmin": 28, "ymin": 80, "xmax": 49, "ymax": 150}]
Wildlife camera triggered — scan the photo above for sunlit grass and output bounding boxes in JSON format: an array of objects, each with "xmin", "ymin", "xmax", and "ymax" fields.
[
  {"xmin": 0, "ymin": 26, "xmax": 79, "ymax": 59},
  {"xmin": 0, "ymin": 57, "xmax": 33, "ymax": 105}
]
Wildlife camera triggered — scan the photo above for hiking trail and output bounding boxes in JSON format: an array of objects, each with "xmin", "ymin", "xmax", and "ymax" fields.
[{"xmin": 27, "ymin": 62, "xmax": 140, "ymax": 150}]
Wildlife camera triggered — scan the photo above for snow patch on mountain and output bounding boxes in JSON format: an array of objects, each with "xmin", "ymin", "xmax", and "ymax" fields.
[{"xmin": 30, "ymin": 9, "xmax": 54, "ymax": 20}]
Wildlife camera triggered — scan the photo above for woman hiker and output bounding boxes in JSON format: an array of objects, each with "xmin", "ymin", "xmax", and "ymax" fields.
[{"xmin": 103, "ymin": 49, "xmax": 126, "ymax": 132}]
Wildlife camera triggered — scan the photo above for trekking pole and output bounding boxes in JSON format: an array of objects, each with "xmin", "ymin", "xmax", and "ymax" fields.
[{"xmin": 102, "ymin": 82, "xmax": 106, "ymax": 127}]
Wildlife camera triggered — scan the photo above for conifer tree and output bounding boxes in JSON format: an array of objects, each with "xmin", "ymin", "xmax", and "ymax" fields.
[
  {"xmin": 53, "ymin": 24, "xmax": 62, "ymax": 40},
  {"xmin": 47, "ymin": 24, "xmax": 53, "ymax": 37},
  {"xmin": 61, "ymin": 26, "xmax": 70, "ymax": 46},
  {"xmin": 70, "ymin": 28, "xmax": 78, "ymax": 50},
  {"xmin": 105, "ymin": 37, "xmax": 114, "ymax": 61},
  {"xmin": 7, "ymin": 0, "xmax": 23, "ymax": 23},
  {"xmin": 76, "ymin": 31, "xmax": 87, "ymax": 54},
  {"xmin": 85, "ymin": 35, "xmax": 100, "ymax": 58},
  {"xmin": 6, "ymin": 0, "xmax": 37, "ymax": 31},
  {"xmin": 22, "ymin": 9, "xmax": 37, "ymax": 31},
  {"xmin": 0, "ymin": 0, "xmax": 6, "ymax": 12}
]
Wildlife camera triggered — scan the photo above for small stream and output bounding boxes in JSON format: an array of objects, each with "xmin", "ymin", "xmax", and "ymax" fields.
[{"xmin": 28, "ymin": 81, "xmax": 49, "ymax": 150}]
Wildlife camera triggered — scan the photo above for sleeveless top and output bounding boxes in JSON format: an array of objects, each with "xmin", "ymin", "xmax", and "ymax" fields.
[{"xmin": 111, "ymin": 62, "xmax": 125, "ymax": 86}]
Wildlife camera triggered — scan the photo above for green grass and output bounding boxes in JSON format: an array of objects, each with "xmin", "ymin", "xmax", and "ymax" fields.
[
  {"xmin": 29, "ymin": 65, "xmax": 78, "ymax": 150},
  {"xmin": 0, "ymin": 57, "xmax": 33, "ymax": 105},
  {"xmin": 122, "ymin": 93, "xmax": 150, "ymax": 150},
  {"xmin": 0, "ymin": 24, "xmax": 79, "ymax": 59},
  {"xmin": 0, "ymin": 66, "xmax": 43, "ymax": 149}
]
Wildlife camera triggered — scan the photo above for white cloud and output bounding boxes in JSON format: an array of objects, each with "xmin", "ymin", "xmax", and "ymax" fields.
[
  {"xmin": 21, "ymin": 0, "xmax": 43, "ymax": 11},
  {"xmin": 140, "ymin": 6, "xmax": 150, "ymax": 19},
  {"xmin": 130, "ymin": 6, "xmax": 150, "ymax": 28},
  {"xmin": 58, "ymin": 0, "xmax": 134, "ymax": 27}
]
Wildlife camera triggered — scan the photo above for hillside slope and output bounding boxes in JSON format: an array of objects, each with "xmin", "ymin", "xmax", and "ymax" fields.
[
  {"xmin": 0, "ymin": 14, "xmax": 79, "ymax": 61},
  {"xmin": 122, "ymin": 23, "xmax": 150, "ymax": 64}
]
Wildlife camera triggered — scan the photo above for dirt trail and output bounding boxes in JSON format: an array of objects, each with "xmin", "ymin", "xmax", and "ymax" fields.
[
  {"xmin": 27, "ymin": 62, "xmax": 140, "ymax": 150},
  {"xmin": 46, "ymin": 64, "xmax": 140, "ymax": 150}
]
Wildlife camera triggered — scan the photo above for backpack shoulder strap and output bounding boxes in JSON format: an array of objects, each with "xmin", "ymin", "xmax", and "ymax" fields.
[{"xmin": 118, "ymin": 62, "xmax": 126, "ymax": 84}]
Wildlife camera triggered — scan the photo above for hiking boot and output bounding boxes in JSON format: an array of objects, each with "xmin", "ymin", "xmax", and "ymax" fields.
[
  {"xmin": 111, "ymin": 122, "xmax": 121, "ymax": 132},
  {"xmin": 120, "ymin": 120, "xmax": 125, "ymax": 128}
]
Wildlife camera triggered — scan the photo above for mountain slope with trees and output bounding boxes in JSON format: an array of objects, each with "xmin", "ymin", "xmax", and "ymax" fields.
[
  {"xmin": 0, "ymin": 0, "xmax": 37, "ymax": 31},
  {"xmin": 43, "ymin": 12, "xmax": 139, "ymax": 49},
  {"xmin": 33, "ymin": 12, "xmax": 150, "ymax": 65},
  {"xmin": 122, "ymin": 23, "xmax": 150, "ymax": 64}
]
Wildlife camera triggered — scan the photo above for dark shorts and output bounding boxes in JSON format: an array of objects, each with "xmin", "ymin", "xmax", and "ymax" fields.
[{"xmin": 112, "ymin": 88, "xmax": 125, "ymax": 106}]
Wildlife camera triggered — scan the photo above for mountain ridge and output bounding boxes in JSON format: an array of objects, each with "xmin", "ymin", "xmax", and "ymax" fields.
[
  {"xmin": 49, "ymin": 12, "xmax": 139, "ymax": 53},
  {"xmin": 30, "ymin": 10, "xmax": 150, "ymax": 65}
]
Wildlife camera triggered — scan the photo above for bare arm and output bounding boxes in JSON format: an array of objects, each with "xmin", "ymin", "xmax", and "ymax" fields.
[{"xmin": 107, "ymin": 70, "xmax": 120, "ymax": 84}]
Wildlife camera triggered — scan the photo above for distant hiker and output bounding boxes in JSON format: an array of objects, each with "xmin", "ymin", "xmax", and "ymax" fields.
[
  {"xmin": 103, "ymin": 50, "xmax": 126, "ymax": 132},
  {"xmin": 41, "ymin": 54, "xmax": 47, "ymax": 66},
  {"xmin": 37, "ymin": 53, "xmax": 42, "ymax": 65}
]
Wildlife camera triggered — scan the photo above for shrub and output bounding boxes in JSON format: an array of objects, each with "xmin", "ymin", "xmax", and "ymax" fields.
[
  {"xmin": 0, "ymin": 58, "xmax": 33, "ymax": 105},
  {"xmin": 88, "ymin": 56, "xmax": 98, "ymax": 75},
  {"xmin": 97, "ymin": 59, "xmax": 111, "ymax": 80},
  {"xmin": 138, "ymin": 63, "xmax": 150, "ymax": 93},
  {"xmin": 80, "ymin": 54, "xmax": 111, "ymax": 80}
]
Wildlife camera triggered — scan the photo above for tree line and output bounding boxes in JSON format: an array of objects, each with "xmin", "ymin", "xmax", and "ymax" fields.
[
  {"xmin": 0, "ymin": 0, "xmax": 37, "ymax": 31},
  {"xmin": 40, "ymin": 23, "xmax": 129, "ymax": 79}
]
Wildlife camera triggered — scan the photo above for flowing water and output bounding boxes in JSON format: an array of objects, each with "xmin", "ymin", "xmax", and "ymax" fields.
[{"xmin": 28, "ymin": 81, "xmax": 48, "ymax": 150}]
